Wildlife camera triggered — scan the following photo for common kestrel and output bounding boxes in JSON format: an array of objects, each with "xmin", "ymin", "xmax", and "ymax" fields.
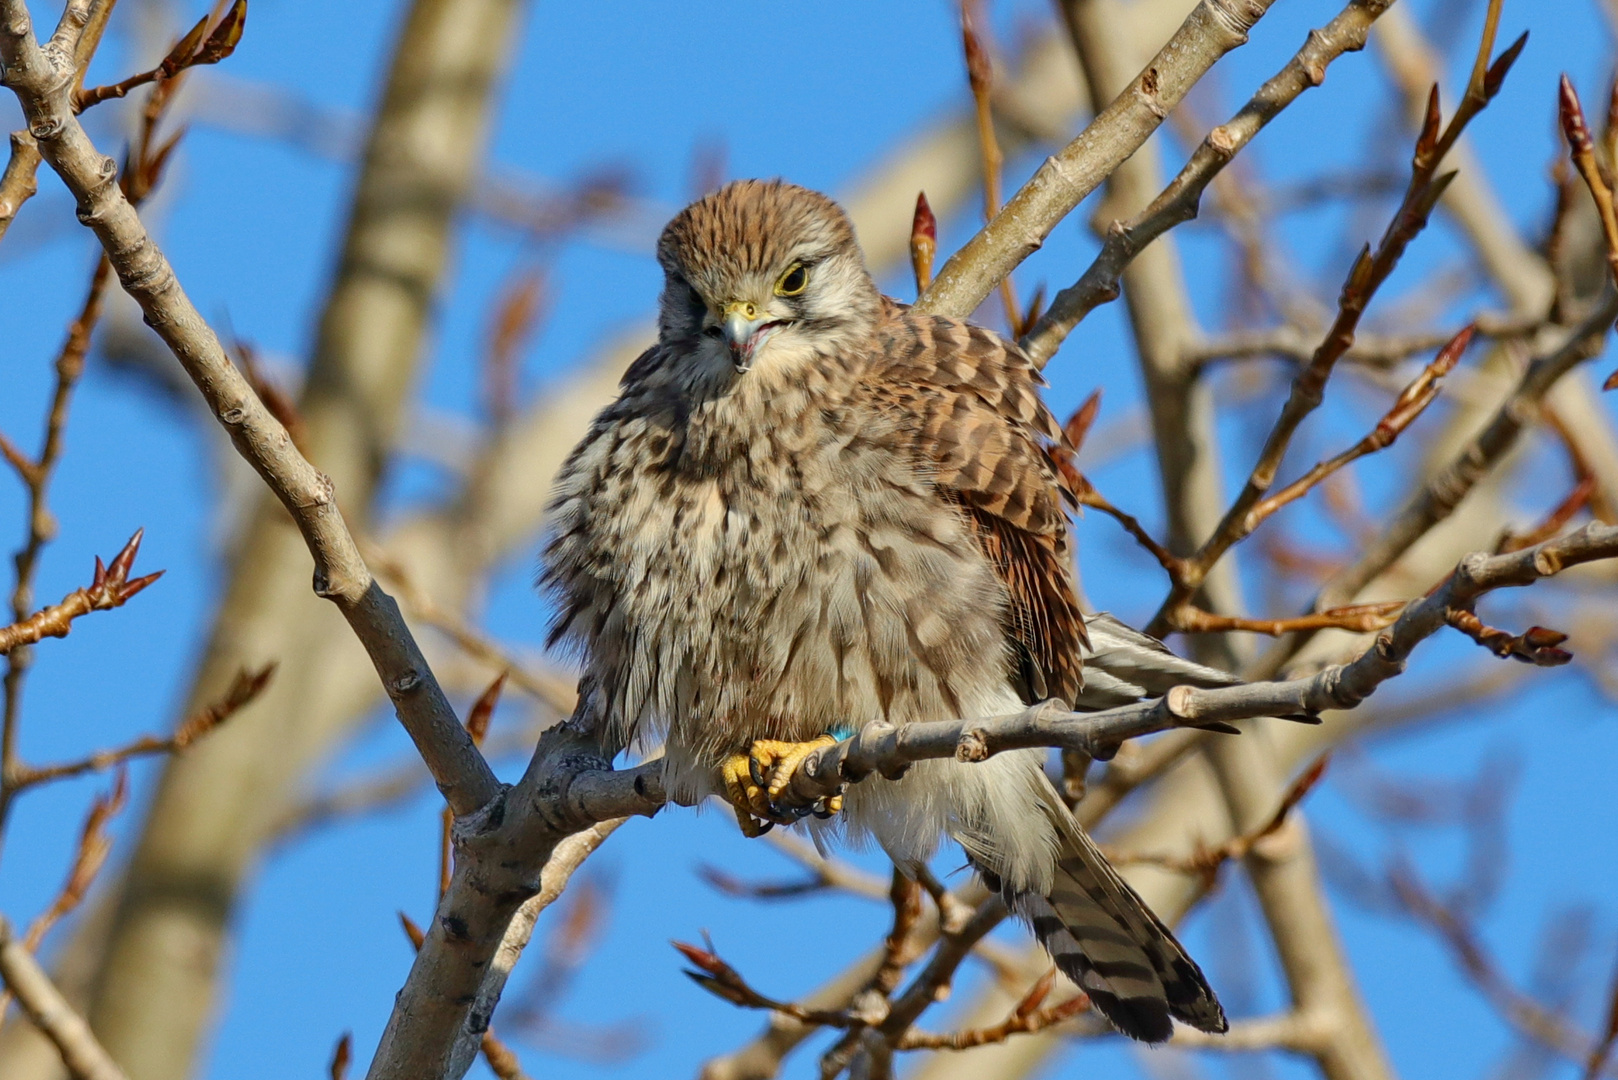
[{"xmin": 543, "ymin": 179, "xmax": 1231, "ymax": 1041}]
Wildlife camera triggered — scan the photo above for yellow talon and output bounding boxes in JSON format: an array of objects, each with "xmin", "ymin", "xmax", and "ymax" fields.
[
  {"xmin": 720, "ymin": 750, "xmax": 774, "ymax": 836},
  {"xmin": 754, "ymin": 735, "xmax": 838, "ymax": 801},
  {"xmin": 719, "ymin": 735, "xmax": 841, "ymax": 837}
]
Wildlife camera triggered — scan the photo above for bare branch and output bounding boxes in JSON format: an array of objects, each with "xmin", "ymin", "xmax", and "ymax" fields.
[
  {"xmin": 363, "ymin": 542, "xmax": 576, "ymax": 713},
  {"xmin": 893, "ymin": 969, "xmax": 1089, "ymax": 1050},
  {"xmin": 0, "ymin": 914, "xmax": 127, "ymax": 1080},
  {"xmin": 915, "ymin": 0, "xmax": 1280, "ymax": 321},
  {"xmin": 398, "ymin": 914, "xmax": 534, "ymax": 1080},
  {"xmin": 1023, "ymin": 0, "xmax": 1395, "ymax": 365},
  {"xmin": 16, "ymin": 663, "xmax": 273, "ymax": 789},
  {"xmin": 1175, "ymin": 601, "xmax": 1406, "ymax": 637},
  {"xmin": 1147, "ymin": 5, "xmax": 1524, "ymax": 635},
  {"xmin": 1560, "ymin": 75, "xmax": 1618, "ymax": 295},
  {"xmin": 0, "ymin": 0, "xmax": 500, "ymax": 819},
  {"xmin": 749, "ymin": 520, "xmax": 1618, "ymax": 821},
  {"xmin": 1309, "ymin": 293, "xmax": 1618, "ymax": 625},
  {"xmin": 0, "ymin": 530, "xmax": 162, "ymax": 655},
  {"xmin": 1170, "ymin": 1010, "xmax": 1333, "ymax": 1051},
  {"xmin": 0, "ymin": 0, "xmax": 115, "ymax": 245},
  {"xmin": 958, "ymin": 0, "xmax": 1023, "ymax": 335},
  {"xmin": 1106, "ymin": 755, "xmax": 1328, "ymax": 886}
]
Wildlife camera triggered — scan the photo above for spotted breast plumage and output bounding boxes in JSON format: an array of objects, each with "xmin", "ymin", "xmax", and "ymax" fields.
[{"xmin": 541, "ymin": 179, "xmax": 1228, "ymax": 1042}]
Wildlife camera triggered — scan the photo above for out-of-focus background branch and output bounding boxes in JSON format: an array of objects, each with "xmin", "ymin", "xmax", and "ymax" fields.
[{"xmin": 3, "ymin": 0, "xmax": 1618, "ymax": 1078}]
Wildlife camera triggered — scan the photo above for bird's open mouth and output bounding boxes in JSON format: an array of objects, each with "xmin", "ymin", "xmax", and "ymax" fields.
[{"xmin": 730, "ymin": 320, "xmax": 783, "ymax": 371}]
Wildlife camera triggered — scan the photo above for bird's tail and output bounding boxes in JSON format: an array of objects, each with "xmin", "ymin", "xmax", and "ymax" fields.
[{"xmin": 996, "ymin": 781, "xmax": 1228, "ymax": 1042}]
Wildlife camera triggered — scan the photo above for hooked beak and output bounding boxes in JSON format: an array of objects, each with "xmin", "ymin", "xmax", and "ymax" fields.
[{"xmin": 721, "ymin": 301, "xmax": 778, "ymax": 371}]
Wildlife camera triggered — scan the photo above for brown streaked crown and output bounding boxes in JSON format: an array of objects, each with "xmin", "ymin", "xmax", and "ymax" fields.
[{"xmin": 657, "ymin": 179, "xmax": 859, "ymax": 297}]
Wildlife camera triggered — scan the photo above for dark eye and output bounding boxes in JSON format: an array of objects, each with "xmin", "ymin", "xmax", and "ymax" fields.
[{"xmin": 775, "ymin": 262, "xmax": 809, "ymax": 297}]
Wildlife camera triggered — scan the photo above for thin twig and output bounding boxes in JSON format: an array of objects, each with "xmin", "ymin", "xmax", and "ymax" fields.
[
  {"xmin": 959, "ymin": 0, "xmax": 1022, "ymax": 335},
  {"xmin": 893, "ymin": 968, "xmax": 1089, "ymax": 1050},
  {"xmin": 0, "ymin": 0, "xmax": 501, "ymax": 820},
  {"xmin": 0, "ymin": 529, "xmax": 163, "ymax": 655},
  {"xmin": 1235, "ymin": 325, "xmax": 1473, "ymax": 536},
  {"xmin": 1022, "ymin": 0, "xmax": 1405, "ymax": 366},
  {"xmin": 1287, "ymin": 293, "xmax": 1618, "ymax": 670},
  {"xmin": 1390, "ymin": 861, "xmax": 1617, "ymax": 1071},
  {"xmin": 72, "ymin": 1, "xmax": 246, "ymax": 112},
  {"xmin": 1147, "ymin": 7, "xmax": 1524, "ymax": 635},
  {"xmin": 674, "ymin": 935, "xmax": 862, "ymax": 1029},
  {"xmin": 13, "ymin": 662, "xmax": 273, "ymax": 789},
  {"xmin": 21, "ymin": 768, "xmax": 126, "ymax": 951},
  {"xmin": 1561, "ymin": 75, "xmax": 1618, "ymax": 292},
  {"xmin": 916, "ymin": 0, "xmax": 1281, "ymax": 321},
  {"xmin": 1106, "ymin": 755, "xmax": 1328, "ymax": 888},
  {"xmin": 0, "ymin": 912, "xmax": 128, "ymax": 1080},
  {"xmin": 1585, "ymin": 950, "xmax": 1618, "ymax": 1080},
  {"xmin": 1175, "ymin": 601, "xmax": 1405, "ymax": 637}
]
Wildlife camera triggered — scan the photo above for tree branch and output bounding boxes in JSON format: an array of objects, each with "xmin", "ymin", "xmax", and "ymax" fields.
[
  {"xmin": 1310, "ymin": 292, "xmax": 1618, "ymax": 619},
  {"xmin": 0, "ymin": 915, "xmax": 126, "ymax": 1080},
  {"xmin": 1022, "ymin": 0, "xmax": 1396, "ymax": 366},
  {"xmin": 0, "ymin": 530, "xmax": 161, "ymax": 656},
  {"xmin": 0, "ymin": 0, "xmax": 113, "ymax": 245},
  {"xmin": 0, "ymin": 0, "xmax": 501, "ymax": 820},
  {"xmin": 914, "ymin": 0, "xmax": 1280, "ymax": 321},
  {"xmin": 1146, "ymin": 2, "xmax": 1524, "ymax": 636}
]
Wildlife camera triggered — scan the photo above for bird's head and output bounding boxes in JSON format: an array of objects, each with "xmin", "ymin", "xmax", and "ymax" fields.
[{"xmin": 655, "ymin": 179, "xmax": 881, "ymax": 375}]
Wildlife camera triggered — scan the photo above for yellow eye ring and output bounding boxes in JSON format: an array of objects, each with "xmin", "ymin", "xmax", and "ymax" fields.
[{"xmin": 775, "ymin": 262, "xmax": 809, "ymax": 297}]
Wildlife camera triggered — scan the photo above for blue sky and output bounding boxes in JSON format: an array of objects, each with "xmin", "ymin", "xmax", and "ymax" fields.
[{"xmin": 3, "ymin": 1, "xmax": 1617, "ymax": 1078}]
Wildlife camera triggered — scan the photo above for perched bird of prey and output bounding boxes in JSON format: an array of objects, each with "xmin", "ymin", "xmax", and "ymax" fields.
[{"xmin": 543, "ymin": 179, "xmax": 1232, "ymax": 1042}]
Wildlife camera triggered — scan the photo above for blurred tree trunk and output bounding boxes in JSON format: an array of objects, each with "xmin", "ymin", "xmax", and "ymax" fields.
[{"xmin": 0, "ymin": 2, "xmax": 527, "ymax": 1078}]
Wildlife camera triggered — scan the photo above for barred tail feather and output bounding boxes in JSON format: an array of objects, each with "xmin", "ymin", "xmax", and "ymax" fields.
[{"xmin": 1004, "ymin": 781, "xmax": 1228, "ymax": 1042}]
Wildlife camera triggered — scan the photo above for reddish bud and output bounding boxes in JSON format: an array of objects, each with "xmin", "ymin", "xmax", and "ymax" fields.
[
  {"xmin": 160, "ymin": 14, "xmax": 210, "ymax": 77},
  {"xmin": 465, "ymin": 671, "xmax": 507, "ymax": 746},
  {"xmin": 107, "ymin": 527, "xmax": 144, "ymax": 585},
  {"xmin": 960, "ymin": 1, "xmax": 992, "ymax": 96},
  {"xmin": 1521, "ymin": 625, "xmax": 1569, "ymax": 649},
  {"xmin": 1415, "ymin": 85, "xmax": 1442, "ymax": 164},
  {"xmin": 329, "ymin": 1033, "xmax": 352, "ymax": 1080},
  {"xmin": 1063, "ymin": 389, "xmax": 1102, "ymax": 454},
  {"xmin": 671, "ymin": 939, "xmax": 726, "ymax": 976},
  {"xmin": 119, "ymin": 570, "xmax": 165, "ymax": 602},
  {"xmin": 1561, "ymin": 74, "xmax": 1593, "ymax": 154},
  {"xmin": 1021, "ymin": 283, "xmax": 1046, "ymax": 332},
  {"xmin": 1431, "ymin": 323, "xmax": 1475, "ymax": 377},
  {"xmin": 196, "ymin": 0, "xmax": 248, "ymax": 66},
  {"xmin": 910, "ymin": 191, "xmax": 937, "ymax": 293},
  {"xmin": 398, "ymin": 911, "xmax": 426, "ymax": 951},
  {"xmin": 1484, "ymin": 31, "xmax": 1527, "ymax": 100},
  {"xmin": 1015, "ymin": 968, "xmax": 1057, "ymax": 1018}
]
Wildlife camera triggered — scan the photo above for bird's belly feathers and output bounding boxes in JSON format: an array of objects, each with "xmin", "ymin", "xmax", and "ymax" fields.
[{"xmin": 546, "ymin": 406, "xmax": 1018, "ymax": 791}]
